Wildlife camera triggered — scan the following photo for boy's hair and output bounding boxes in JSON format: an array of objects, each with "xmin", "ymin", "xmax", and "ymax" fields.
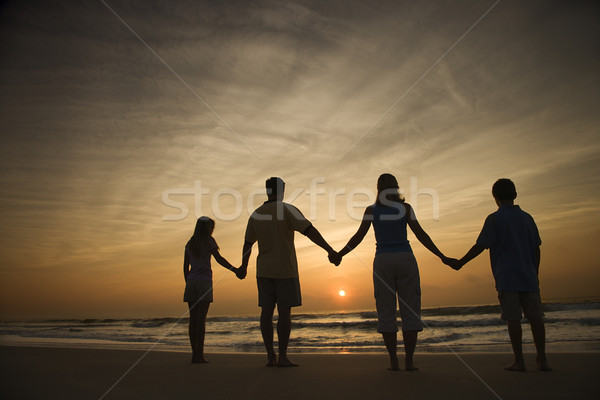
[
  {"xmin": 265, "ymin": 177, "xmax": 285, "ymax": 198},
  {"xmin": 492, "ymin": 178, "xmax": 517, "ymax": 201}
]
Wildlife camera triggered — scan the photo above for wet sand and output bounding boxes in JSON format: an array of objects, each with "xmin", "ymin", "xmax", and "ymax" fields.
[{"xmin": 1, "ymin": 346, "xmax": 598, "ymax": 399}]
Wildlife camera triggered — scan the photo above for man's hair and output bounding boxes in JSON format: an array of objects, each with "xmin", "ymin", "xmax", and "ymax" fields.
[
  {"xmin": 492, "ymin": 178, "xmax": 517, "ymax": 201},
  {"xmin": 265, "ymin": 177, "xmax": 285, "ymax": 198}
]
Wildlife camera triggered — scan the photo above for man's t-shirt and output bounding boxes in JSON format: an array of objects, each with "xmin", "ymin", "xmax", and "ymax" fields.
[
  {"xmin": 244, "ymin": 201, "xmax": 312, "ymax": 278},
  {"xmin": 476, "ymin": 205, "xmax": 541, "ymax": 291},
  {"xmin": 185, "ymin": 237, "xmax": 218, "ymax": 281}
]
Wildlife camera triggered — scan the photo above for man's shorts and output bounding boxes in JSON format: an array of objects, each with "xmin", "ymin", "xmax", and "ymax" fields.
[
  {"xmin": 498, "ymin": 290, "xmax": 545, "ymax": 321},
  {"xmin": 257, "ymin": 277, "xmax": 302, "ymax": 308},
  {"xmin": 373, "ymin": 252, "xmax": 423, "ymax": 332},
  {"xmin": 183, "ymin": 280, "xmax": 214, "ymax": 303}
]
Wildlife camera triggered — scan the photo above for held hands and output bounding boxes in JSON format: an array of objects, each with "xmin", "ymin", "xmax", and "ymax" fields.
[
  {"xmin": 235, "ymin": 265, "xmax": 248, "ymax": 280},
  {"xmin": 328, "ymin": 251, "xmax": 342, "ymax": 266},
  {"xmin": 441, "ymin": 256, "xmax": 463, "ymax": 271}
]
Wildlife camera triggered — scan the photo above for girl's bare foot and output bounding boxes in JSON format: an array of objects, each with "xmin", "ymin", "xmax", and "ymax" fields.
[
  {"xmin": 191, "ymin": 355, "xmax": 209, "ymax": 363},
  {"xmin": 537, "ymin": 356, "xmax": 552, "ymax": 371},
  {"xmin": 277, "ymin": 357, "xmax": 299, "ymax": 367},
  {"xmin": 266, "ymin": 353, "xmax": 277, "ymax": 367},
  {"xmin": 504, "ymin": 361, "xmax": 526, "ymax": 371},
  {"xmin": 405, "ymin": 360, "xmax": 419, "ymax": 371}
]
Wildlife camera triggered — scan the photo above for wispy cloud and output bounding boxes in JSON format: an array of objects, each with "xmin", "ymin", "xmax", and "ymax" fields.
[{"xmin": 1, "ymin": 0, "xmax": 599, "ymax": 317}]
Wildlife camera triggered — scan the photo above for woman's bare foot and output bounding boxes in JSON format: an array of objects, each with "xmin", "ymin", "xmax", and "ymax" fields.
[
  {"xmin": 504, "ymin": 361, "xmax": 526, "ymax": 371},
  {"xmin": 265, "ymin": 353, "xmax": 277, "ymax": 367},
  {"xmin": 405, "ymin": 360, "xmax": 419, "ymax": 371},
  {"xmin": 191, "ymin": 355, "xmax": 209, "ymax": 363},
  {"xmin": 277, "ymin": 357, "xmax": 299, "ymax": 367},
  {"xmin": 537, "ymin": 356, "xmax": 552, "ymax": 371},
  {"xmin": 388, "ymin": 356, "xmax": 400, "ymax": 371}
]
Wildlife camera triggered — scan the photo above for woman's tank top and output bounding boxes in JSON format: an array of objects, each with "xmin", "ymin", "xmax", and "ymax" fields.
[{"xmin": 371, "ymin": 203, "xmax": 412, "ymax": 254}]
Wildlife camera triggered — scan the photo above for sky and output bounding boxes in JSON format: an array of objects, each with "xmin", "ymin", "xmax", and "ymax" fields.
[{"xmin": 0, "ymin": 0, "xmax": 599, "ymax": 319}]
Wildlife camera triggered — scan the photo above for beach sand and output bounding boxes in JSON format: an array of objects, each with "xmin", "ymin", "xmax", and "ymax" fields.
[{"xmin": 1, "ymin": 346, "xmax": 598, "ymax": 399}]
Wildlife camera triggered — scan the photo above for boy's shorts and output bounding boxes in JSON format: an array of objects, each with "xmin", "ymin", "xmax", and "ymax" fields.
[
  {"xmin": 257, "ymin": 277, "xmax": 302, "ymax": 308},
  {"xmin": 183, "ymin": 280, "xmax": 214, "ymax": 303},
  {"xmin": 498, "ymin": 291, "xmax": 544, "ymax": 321}
]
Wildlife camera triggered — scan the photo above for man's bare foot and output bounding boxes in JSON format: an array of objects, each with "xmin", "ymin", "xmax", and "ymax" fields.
[
  {"xmin": 266, "ymin": 353, "xmax": 277, "ymax": 367},
  {"xmin": 537, "ymin": 356, "xmax": 552, "ymax": 371},
  {"xmin": 277, "ymin": 357, "xmax": 299, "ymax": 368},
  {"xmin": 405, "ymin": 361, "xmax": 419, "ymax": 371},
  {"xmin": 388, "ymin": 356, "xmax": 400, "ymax": 371},
  {"xmin": 504, "ymin": 362, "xmax": 526, "ymax": 371},
  {"xmin": 191, "ymin": 355, "xmax": 209, "ymax": 363}
]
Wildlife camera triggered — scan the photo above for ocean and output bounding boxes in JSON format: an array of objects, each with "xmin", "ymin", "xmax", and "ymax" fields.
[{"xmin": 1, "ymin": 301, "xmax": 599, "ymax": 353}]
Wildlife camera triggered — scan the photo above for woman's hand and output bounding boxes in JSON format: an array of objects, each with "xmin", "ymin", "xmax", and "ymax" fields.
[
  {"xmin": 236, "ymin": 265, "xmax": 248, "ymax": 280},
  {"xmin": 441, "ymin": 256, "xmax": 463, "ymax": 271},
  {"xmin": 328, "ymin": 251, "xmax": 342, "ymax": 266}
]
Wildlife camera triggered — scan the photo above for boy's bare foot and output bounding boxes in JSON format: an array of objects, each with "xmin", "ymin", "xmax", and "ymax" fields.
[
  {"xmin": 537, "ymin": 356, "xmax": 552, "ymax": 371},
  {"xmin": 405, "ymin": 361, "xmax": 419, "ymax": 371},
  {"xmin": 277, "ymin": 357, "xmax": 299, "ymax": 368},
  {"xmin": 504, "ymin": 362, "xmax": 526, "ymax": 371},
  {"xmin": 266, "ymin": 353, "xmax": 277, "ymax": 367},
  {"xmin": 388, "ymin": 357, "xmax": 400, "ymax": 371},
  {"xmin": 191, "ymin": 355, "xmax": 209, "ymax": 363}
]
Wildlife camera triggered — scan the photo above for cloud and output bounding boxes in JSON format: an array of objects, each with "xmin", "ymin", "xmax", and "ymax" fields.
[{"xmin": 1, "ymin": 0, "xmax": 599, "ymax": 317}]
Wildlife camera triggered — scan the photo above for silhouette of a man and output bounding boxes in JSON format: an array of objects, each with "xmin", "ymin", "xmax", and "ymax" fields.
[{"xmin": 239, "ymin": 177, "xmax": 337, "ymax": 367}]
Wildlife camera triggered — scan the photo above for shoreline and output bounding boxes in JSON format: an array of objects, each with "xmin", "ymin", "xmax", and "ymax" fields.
[
  {"xmin": 1, "ymin": 346, "xmax": 599, "ymax": 399},
  {"xmin": 1, "ymin": 338, "xmax": 599, "ymax": 354},
  {"xmin": 2, "ymin": 296, "xmax": 599, "ymax": 322}
]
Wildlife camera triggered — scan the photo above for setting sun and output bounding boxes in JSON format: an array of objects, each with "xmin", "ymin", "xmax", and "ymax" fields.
[{"xmin": 338, "ymin": 290, "xmax": 346, "ymax": 297}]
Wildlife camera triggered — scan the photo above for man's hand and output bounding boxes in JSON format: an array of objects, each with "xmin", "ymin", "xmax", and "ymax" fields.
[
  {"xmin": 443, "ymin": 257, "xmax": 463, "ymax": 271},
  {"xmin": 328, "ymin": 251, "xmax": 342, "ymax": 266},
  {"xmin": 236, "ymin": 266, "xmax": 248, "ymax": 280}
]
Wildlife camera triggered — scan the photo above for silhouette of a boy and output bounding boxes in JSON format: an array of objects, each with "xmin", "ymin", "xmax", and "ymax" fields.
[{"xmin": 453, "ymin": 179, "xmax": 551, "ymax": 371}]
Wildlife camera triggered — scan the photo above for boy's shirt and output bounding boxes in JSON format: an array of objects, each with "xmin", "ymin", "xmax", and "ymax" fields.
[{"xmin": 476, "ymin": 205, "xmax": 541, "ymax": 292}]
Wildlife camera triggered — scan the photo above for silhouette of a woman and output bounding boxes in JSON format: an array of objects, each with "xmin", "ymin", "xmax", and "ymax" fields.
[{"xmin": 337, "ymin": 173, "xmax": 450, "ymax": 370}]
